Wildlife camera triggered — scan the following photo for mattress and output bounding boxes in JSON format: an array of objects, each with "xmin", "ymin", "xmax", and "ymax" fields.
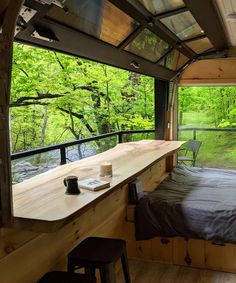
[{"xmin": 135, "ymin": 165, "xmax": 236, "ymax": 243}]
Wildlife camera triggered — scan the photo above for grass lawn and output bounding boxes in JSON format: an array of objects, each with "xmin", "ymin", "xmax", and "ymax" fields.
[{"xmin": 178, "ymin": 112, "xmax": 236, "ymax": 170}]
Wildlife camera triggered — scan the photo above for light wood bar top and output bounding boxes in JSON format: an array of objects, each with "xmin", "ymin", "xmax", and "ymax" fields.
[{"xmin": 12, "ymin": 140, "xmax": 184, "ymax": 231}]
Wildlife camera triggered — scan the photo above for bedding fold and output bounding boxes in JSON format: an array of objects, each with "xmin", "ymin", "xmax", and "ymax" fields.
[{"xmin": 135, "ymin": 165, "xmax": 236, "ymax": 243}]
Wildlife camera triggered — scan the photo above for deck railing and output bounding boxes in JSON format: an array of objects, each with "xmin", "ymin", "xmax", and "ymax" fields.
[
  {"xmin": 178, "ymin": 127, "xmax": 236, "ymax": 168},
  {"xmin": 178, "ymin": 127, "xmax": 236, "ymax": 139},
  {"xmin": 11, "ymin": 129, "xmax": 155, "ymax": 164},
  {"xmin": 12, "ymin": 127, "xmax": 236, "ymax": 163}
]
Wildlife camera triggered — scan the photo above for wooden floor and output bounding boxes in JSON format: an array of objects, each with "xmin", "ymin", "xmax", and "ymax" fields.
[{"xmin": 116, "ymin": 260, "xmax": 236, "ymax": 283}]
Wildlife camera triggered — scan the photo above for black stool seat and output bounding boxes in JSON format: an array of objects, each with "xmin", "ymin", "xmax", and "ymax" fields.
[
  {"xmin": 69, "ymin": 237, "xmax": 125, "ymax": 263},
  {"xmin": 38, "ymin": 271, "xmax": 96, "ymax": 283},
  {"xmin": 68, "ymin": 237, "xmax": 131, "ymax": 283}
]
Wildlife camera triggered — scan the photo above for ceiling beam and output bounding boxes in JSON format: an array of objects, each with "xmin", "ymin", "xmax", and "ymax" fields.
[
  {"xmin": 15, "ymin": 16, "xmax": 175, "ymax": 80},
  {"xmin": 183, "ymin": 0, "xmax": 228, "ymax": 50},
  {"xmin": 155, "ymin": 7, "xmax": 189, "ymax": 20},
  {"xmin": 109, "ymin": 0, "xmax": 195, "ymax": 58},
  {"xmin": 183, "ymin": 34, "xmax": 207, "ymax": 43},
  {"xmin": 118, "ymin": 25, "xmax": 144, "ymax": 50}
]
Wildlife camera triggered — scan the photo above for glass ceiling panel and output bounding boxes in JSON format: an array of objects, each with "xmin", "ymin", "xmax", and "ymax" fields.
[
  {"xmin": 47, "ymin": 0, "xmax": 138, "ymax": 46},
  {"xmin": 124, "ymin": 28, "xmax": 170, "ymax": 62},
  {"xmin": 160, "ymin": 11, "xmax": 203, "ymax": 40},
  {"xmin": 186, "ymin": 37, "xmax": 213, "ymax": 54},
  {"xmin": 136, "ymin": 0, "xmax": 185, "ymax": 15},
  {"xmin": 159, "ymin": 49, "xmax": 188, "ymax": 71}
]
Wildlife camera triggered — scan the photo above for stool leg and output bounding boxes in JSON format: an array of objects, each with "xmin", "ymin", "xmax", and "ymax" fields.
[
  {"xmin": 67, "ymin": 259, "xmax": 75, "ymax": 273},
  {"xmin": 121, "ymin": 251, "xmax": 131, "ymax": 283},
  {"xmin": 85, "ymin": 267, "xmax": 96, "ymax": 276},
  {"xmin": 100, "ymin": 263, "xmax": 116, "ymax": 283}
]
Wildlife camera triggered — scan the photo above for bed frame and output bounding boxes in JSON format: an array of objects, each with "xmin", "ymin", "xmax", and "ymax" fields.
[
  {"xmin": 126, "ymin": 205, "xmax": 236, "ymax": 273},
  {"xmin": 125, "ymin": 165, "xmax": 236, "ymax": 274}
]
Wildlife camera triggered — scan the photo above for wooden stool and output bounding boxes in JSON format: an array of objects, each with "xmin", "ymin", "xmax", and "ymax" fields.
[
  {"xmin": 67, "ymin": 237, "xmax": 131, "ymax": 283},
  {"xmin": 38, "ymin": 271, "xmax": 96, "ymax": 283}
]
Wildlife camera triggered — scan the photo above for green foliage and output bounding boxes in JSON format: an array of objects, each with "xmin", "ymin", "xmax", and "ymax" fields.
[
  {"xmin": 179, "ymin": 86, "xmax": 236, "ymax": 128},
  {"xmin": 178, "ymin": 86, "xmax": 236, "ymax": 170},
  {"xmin": 10, "ymin": 43, "xmax": 154, "ymax": 153},
  {"xmin": 179, "ymin": 129, "xmax": 236, "ymax": 170}
]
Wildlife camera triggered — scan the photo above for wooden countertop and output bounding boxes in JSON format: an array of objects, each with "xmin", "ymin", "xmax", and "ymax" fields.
[{"xmin": 12, "ymin": 140, "xmax": 184, "ymax": 231}]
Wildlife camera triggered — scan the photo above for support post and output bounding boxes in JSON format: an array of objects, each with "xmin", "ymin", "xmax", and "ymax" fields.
[
  {"xmin": 60, "ymin": 148, "xmax": 67, "ymax": 165},
  {"xmin": 193, "ymin": 129, "xmax": 197, "ymax": 166},
  {"xmin": 154, "ymin": 79, "xmax": 169, "ymax": 140},
  {"xmin": 0, "ymin": 0, "xmax": 24, "ymax": 225},
  {"xmin": 118, "ymin": 132, "xmax": 123, "ymax": 144}
]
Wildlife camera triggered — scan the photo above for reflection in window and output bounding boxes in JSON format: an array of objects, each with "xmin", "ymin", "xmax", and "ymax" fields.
[
  {"xmin": 160, "ymin": 11, "xmax": 203, "ymax": 40},
  {"xmin": 136, "ymin": 0, "xmax": 185, "ymax": 15},
  {"xmin": 159, "ymin": 49, "xmax": 188, "ymax": 70},
  {"xmin": 186, "ymin": 37, "xmax": 213, "ymax": 54},
  {"xmin": 125, "ymin": 28, "xmax": 170, "ymax": 62},
  {"xmin": 47, "ymin": 0, "xmax": 138, "ymax": 46}
]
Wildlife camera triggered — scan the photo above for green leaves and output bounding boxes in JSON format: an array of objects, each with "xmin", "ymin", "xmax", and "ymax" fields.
[
  {"xmin": 10, "ymin": 43, "xmax": 154, "ymax": 152},
  {"xmin": 179, "ymin": 86, "xmax": 236, "ymax": 128}
]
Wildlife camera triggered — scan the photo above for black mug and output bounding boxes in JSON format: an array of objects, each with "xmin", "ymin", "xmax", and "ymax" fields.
[{"xmin": 64, "ymin": 176, "xmax": 80, "ymax": 195}]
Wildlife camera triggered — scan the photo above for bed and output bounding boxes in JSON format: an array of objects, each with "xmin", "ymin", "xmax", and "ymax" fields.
[{"xmin": 135, "ymin": 165, "xmax": 236, "ymax": 243}]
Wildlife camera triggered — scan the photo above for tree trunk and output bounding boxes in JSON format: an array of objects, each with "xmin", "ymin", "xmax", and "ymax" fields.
[
  {"xmin": 120, "ymin": 72, "xmax": 141, "ymax": 136},
  {"xmin": 41, "ymin": 106, "xmax": 48, "ymax": 146},
  {"xmin": 91, "ymin": 91, "xmax": 110, "ymax": 135},
  {"xmin": 9, "ymin": 109, "xmax": 12, "ymax": 151},
  {"xmin": 179, "ymin": 111, "xmax": 183, "ymax": 126}
]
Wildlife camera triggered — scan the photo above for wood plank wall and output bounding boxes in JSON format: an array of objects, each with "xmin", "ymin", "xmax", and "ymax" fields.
[
  {"xmin": 0, "ymin": 0, "xmax": 24, "ymax": 228},
  {"xmin": 0, "ymin": 185, "xmax": 128, "ymax": 283},
  {"xmin": 0, "ymin": 158, "xmax": 168, "ymax": 283},
  {"xmin": 179, "ymin": 57, "xmax": 236, "ymax": 85}
]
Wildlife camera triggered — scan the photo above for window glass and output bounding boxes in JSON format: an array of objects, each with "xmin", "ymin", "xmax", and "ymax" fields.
[
  {"xmin": 125, "ymin": 28, "xmax": 170, "ymax": 62},
  {"xmin": 47, "ymin": 0, "xmax": 139, "ymax": 46},
  {"xmin": 159, "ymin": 49, "xmax": 188, "ymax": 70},
  {"xmin": 160, "ymin": 11, "xmax": 203, "ymax": 40},
  {"xmin": 186, "ymin": 37, "xmax": 213, "ymax": 54},
  {"xmin": 11, "ymin": 43, "xmax": 155, "ymax": 183},
  {"xmin": 136, "ymin": 0, "xmax": 185, "ymax": 15}
]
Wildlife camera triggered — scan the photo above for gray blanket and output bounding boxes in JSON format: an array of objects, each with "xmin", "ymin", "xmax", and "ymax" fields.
[{"xmin": 135, "ymin": 165, "xmax": 236, "ymax": 243}]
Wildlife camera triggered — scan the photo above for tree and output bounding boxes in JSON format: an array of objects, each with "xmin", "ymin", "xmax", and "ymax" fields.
[
  {"xmin": 10, "ymin": 43, "xmax": 154, "ymax": 153},
  {"xmin": 178, "ymin": 86, "xmax": 236, "ymax": 128}
]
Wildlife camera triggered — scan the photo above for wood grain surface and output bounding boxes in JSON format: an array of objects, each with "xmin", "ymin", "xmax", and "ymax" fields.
[{"xmin": 12, "ymin": 140, "xmax": 183, "ymax": 231}]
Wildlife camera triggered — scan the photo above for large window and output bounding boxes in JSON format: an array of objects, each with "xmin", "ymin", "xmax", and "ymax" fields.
[
  {"xmin": 178, "ymin": 86, "xmax": 236, "ymax": 169},
  {"xmin": 47, "ymin": 0, "xmax": 139, "ymax": 46},
  {"xmin": 11, "ymin": 43, "xmax": 155, "ymax": 183}
]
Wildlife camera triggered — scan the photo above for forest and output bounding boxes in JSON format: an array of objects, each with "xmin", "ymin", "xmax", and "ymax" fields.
[
  {"xmin": 178, "ymin": 86, "xmax": 236, "ymax": 169},
  {"xmin": 10, "ymin": 43, "xmax": 236, "ymax": 182},
  {"xmin": 179, "ymin": 86, "xmax": 236, "ymax": 128},
  {"xmin": 11, "ymin": 43, "xmax": 154, "ymax": 153}
]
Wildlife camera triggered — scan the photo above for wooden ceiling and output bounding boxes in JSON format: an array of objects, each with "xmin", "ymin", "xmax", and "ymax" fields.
[{"xmin": 0, "ymin": 0, "xmax": 234, "ymax": 80}]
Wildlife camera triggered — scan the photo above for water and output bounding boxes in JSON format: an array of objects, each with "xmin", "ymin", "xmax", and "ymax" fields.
[{"xmin": 11, "ymin": 145, "xmax": 96, "ymax": 184}]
